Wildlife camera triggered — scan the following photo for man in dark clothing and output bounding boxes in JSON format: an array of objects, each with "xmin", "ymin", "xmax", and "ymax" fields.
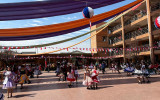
[
  {"xmin": 102, "ymin": 62, "xmax": 106, "ymax": 74},
  {"xmin": 63, "ymin": 64, "xmax": 67, "ymax": 81},
  {"xmin": 117, "ymin": 62, "xmax": 121, "ymax": 74}
]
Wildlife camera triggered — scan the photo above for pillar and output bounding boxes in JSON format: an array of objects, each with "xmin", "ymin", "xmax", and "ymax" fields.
[
  {"xmin": 146, "ymin": 0, "xmax": 155, "ymax": 64},
  {"xmin": 121, "ymin": 16, "xmax": 126, "ymax": 63}
]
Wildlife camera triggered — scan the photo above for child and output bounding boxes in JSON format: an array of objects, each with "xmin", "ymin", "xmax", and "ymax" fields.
[
  {"xmin": 141, "ymin": 65, "xmax": 150, "ymax": 83},
  {"xmin": 91, "ymin": 66, "xmax": 100, "ymax": 89},
  {"xmin": 74, "ymin": 67, "xmax": 79, "ymax": 84},
  {"xmin": 34, "ymin": 65, "xmax": 40, "ymax": 78},
  {"xmin": 111, "ymin": 64, "xmax": 116, "ymax": 73},
  {"xmin": 67, "ymin": 67, "xmax": 75, "ymax": 88},
  {"xmin": 3, "ymin": 67, "xmax": 15, "ymax": 98},
  {"xmin": 58, "ymin": 66, "xmax": 64, "ymax": 81},
  {"xmin": 124, "ymin": 64, "xmax": 134, "ymax": 76},
  {"xmin": 19, "ymin": 66, "xmax": 31, "ymax": 89},
  {"xmin": 83, "ymin": 67, "xmax": 93, "ymax": 89},
  {"xmin": 134, "ymin": 64, "xmax": 142, "ymax": 84}
]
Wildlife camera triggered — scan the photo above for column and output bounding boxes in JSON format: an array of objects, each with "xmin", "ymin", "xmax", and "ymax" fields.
[
  {"xmin": 121, "ymin": 16, "xmax": 126, "ymax": 63},
  {"xmin": 146, "ymin": 0, "xmax": 155, "ymax": 64}
]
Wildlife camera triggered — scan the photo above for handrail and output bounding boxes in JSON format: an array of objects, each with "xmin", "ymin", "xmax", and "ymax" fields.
[
  {"xmin": 151, "ymin": 2, "xmax": 160, "ymax": 12},
  {"xmin": 109, "ymin": 33, "xmax": 122, "ymax": 44},
  {"xmin": 124, "ymin": 10, "xmax": 147, "ymax": 26},
  {"xmin": 125, "ymin": 26, "xmax": 148, "ymax": 40}
]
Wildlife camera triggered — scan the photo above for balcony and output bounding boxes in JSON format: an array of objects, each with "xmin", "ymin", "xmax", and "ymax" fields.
[
  {"xmin": 151, "ymin": 2, "xmax": 160, "ymax": 12},
  {"xmin": 109, "ymin": 49, "xmax": 123, "ymax": 58},
  {"xmin": 108, "ymin": 24, "xmax": 122, "ymax": 35},
  {"xmin": 124, "ymin": 10, "xmax": 147, "ymax": 26},
  {"xmin": 125, "ymin": 26, "xmax": 148, "ymax": 41},
  {"xmin": 108, "ymin": 34, "xmax": 122, "ymax": 46},
  {"xmin": 125, "ymin": 44, "xmax": 150, "ymax": 57}
]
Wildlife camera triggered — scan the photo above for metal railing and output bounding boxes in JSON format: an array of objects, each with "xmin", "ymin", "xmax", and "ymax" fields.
[
  {"xmin": 124, "ymin": 10, "xmax": 147, "ymax": 26},
  {"xmin": 109, "ymin": 49, "xmax": 123, "ymax": 56},
  {"xmin": 109, "ymin": 24, "xmax": 122, "ymax": 33},
  {"xmin": 125, "ymin": 44, "xmax": 150, "ymax": 55},
  {"xmin": 154, "ymin": 41, "xmax": 160, "ymax": 50},
  {"xmin": 151, "ymin": 2, "xmax": 160, "ymax": 12},
  {"xmin": 109, "ymin": 34, "xmax": 122, "ymax": 45},
  {"xmin": 125, "ymin": 26, "xmax": 148, "ymax": 40}
]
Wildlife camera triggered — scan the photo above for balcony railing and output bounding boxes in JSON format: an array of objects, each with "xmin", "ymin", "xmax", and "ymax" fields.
[
  {"xmin": 125, "ymin": 44, "xmax": 150, "ymax": 55},
  {"xmin": 109, "ymin": 49, "xmax": 123, "ymax": 56},
  {"xmin": 125, "ymin": 26, "xmax": 148, "ymax": 40},
  {"xmin": 109, "ymin": 34, "xmax": 122, "ymax": 45},
  {"xmin": 154, "ymin": 41, "xmax": 160, "ymax": 50},
  {"xmin": 151, "ymin": 2, "xmax": 160, "ymax": 12},
  {"xmin": 124, "ymin": 10, "xmax": 147, "ymax": 26},
  {"xmin": 109, "ymin": 24, "xmax": 122, "ymax": 33}
]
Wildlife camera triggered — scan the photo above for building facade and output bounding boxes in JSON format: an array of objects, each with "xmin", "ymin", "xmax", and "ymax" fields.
[{"xmin": 91, "ymin": 0, "xmax": 160, "ymax": 64}]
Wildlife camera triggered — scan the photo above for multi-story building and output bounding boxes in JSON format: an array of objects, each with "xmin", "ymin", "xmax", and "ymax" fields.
[{"xmin": 91, "ymin": 0, "xmax": 160, "ymax": 64}]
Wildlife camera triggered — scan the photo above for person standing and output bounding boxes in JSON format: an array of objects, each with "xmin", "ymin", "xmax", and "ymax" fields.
[
  {"xmin": 34, "ymin": 65, "xmax": 40, "ymax": 78},
  {"xmin": 116, "ymin": 62, "xmax": 121, "ymax": 74},
  {"xmin": 101, "ymin": 62, "xmax": 106, "ymax": 74},
  {"xmin": 19, "ymin": 66, "xmax": 31, "ymax": 89},
  {"xmin": 141, "ymin": 63, "xmax": 150, "ymax": 83},
  {"xmin": 63, "ymin": 64, "xmax": 67, "ymax": 81},
  {"xmin": 56, "ymin": 61, "xmax": 60, "ymax": 76},
  {"xmin": 67, "ymin": 66, "xmax": 75, "ymax": 88},
  {"xmin": 91, "ymin": 66, "xmax": 100, "ymax": 89},
  {"xmin": 2, "ymin": 67, "xmax": 15, "ymax": 98},
  {"xmin": 74, "ymin": 67, "xmax": 79, "ymax": 84},
  {"xmin": 134, "ymin": 64, "xmax": 142, "ymax": 84},
  {"xmin": 83, "ymin": 67, "xmax": 93, "ymax": 89},
  {"xmin": 58, "ymin": 65, "xmax": 64, "ymax": 81}
]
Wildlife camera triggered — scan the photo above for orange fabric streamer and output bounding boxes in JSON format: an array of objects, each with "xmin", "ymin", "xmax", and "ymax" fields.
[{"xmin": 0, "ymin": 0, "xmax": 143, "ymax": 37}]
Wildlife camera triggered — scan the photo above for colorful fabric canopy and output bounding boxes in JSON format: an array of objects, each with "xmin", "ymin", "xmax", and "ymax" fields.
[
  {"xmin": 15, "ymin": 1, "xmax": 144, "ymax": 56},
  {"xmin": 0, "ymin": 0, "xmax": 143, "ymax": 41},
  {"xmin": 0, "ymin": 0, "xmax": 123, "ymax": 21}
]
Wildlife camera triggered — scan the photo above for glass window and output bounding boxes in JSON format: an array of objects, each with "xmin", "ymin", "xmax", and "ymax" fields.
[{"xmin": 102, "ymin": 36, "xmax": 107, "ymax": 42}]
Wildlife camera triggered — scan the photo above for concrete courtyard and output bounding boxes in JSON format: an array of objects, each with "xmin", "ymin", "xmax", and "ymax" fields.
[{"xmin": 1, "ymin": 69, "xmax": 160, "ymax": 100}]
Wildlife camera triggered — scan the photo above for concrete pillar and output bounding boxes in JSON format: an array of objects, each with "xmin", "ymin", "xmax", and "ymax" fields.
[{"xmin": 146, "ymin": 0, "xmax": 155, "ymax": 64}]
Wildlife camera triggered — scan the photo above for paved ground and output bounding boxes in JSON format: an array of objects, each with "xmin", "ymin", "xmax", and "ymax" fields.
[{"xmin": 1, "ymin": 69, "xmax": 160, "ymax": 100}]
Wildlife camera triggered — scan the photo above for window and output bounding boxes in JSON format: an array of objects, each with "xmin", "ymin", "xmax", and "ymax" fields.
[{"xmin": 102, "ymin": 36, "xmax": 107, "ymax": 42}]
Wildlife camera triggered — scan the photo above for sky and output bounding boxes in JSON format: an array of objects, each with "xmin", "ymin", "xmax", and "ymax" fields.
[{"xmin": 0, "ymin": 0, "xmax": 136, "ymax": 54}]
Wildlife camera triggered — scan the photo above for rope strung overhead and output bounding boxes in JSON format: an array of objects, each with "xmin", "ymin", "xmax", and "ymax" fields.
[
  {"xmin": 0, "ymin": 0, "xmax": 143, "ymax": 41},
  {"xmin": 15, "ymin": 0, "xmax": 145, "ymax": 56}
]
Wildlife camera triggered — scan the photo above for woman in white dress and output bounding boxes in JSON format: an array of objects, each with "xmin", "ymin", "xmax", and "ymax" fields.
[
  {"xmin": 3, "ymin": 67, "xmax": 15, "ymax": 98},
  {"xmin": 134, "ymin": 64, "xmax": 142, "ymax": 84},
  {"xmin": 83, "ymin": 67, "xmax": 93, "ymax": 89}
]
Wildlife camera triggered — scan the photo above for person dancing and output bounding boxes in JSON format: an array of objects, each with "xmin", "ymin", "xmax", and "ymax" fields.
[
  {"xmin": 83, "ymin": 67, "xmax": 93, "ymax": 89},
  {"xmin": 67, "ymin": 66, "xmax": 75, "ymax": 88},
  {"xmin": 2, "ymin": 67, "xmax": 15, "ymax": 98},
  {"xmin": 91, "ymin": 66, "xmax": 100, "ymax": 89}
]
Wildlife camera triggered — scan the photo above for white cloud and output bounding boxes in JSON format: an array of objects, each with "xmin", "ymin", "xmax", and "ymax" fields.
[
  {"xmin": 42, "ymin": 18, "xmax": 49, "ymax": 20},
  {"xmin": 52, "ymin": 22, "xmax": 58, "ymax": 24},
  {"xmin": 30, "ymin": 23, "xmax": 41, "ymax": 27},
  {"xmin": 32, "ymin": 20, "xmax": 43, "ymax": 24},
  {"xmin": 62, "ymin": 16, "xmax": 78, "ymax": 20}
]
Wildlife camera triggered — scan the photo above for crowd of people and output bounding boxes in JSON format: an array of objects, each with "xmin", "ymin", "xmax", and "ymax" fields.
[
  {"xmin": 0, "ymin": 59, "xmax": 160, "ymax": 99},
  {"xmin": 120, "ymin": 61, "xmax": 160, "ymax": 84},
  {"xmin": 0, "ymin": 64, "xmax": 42, "ymax": 98},
  {"xmin": 55, "ymin": 60, "xmax": 101, "ymax": 89}
]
